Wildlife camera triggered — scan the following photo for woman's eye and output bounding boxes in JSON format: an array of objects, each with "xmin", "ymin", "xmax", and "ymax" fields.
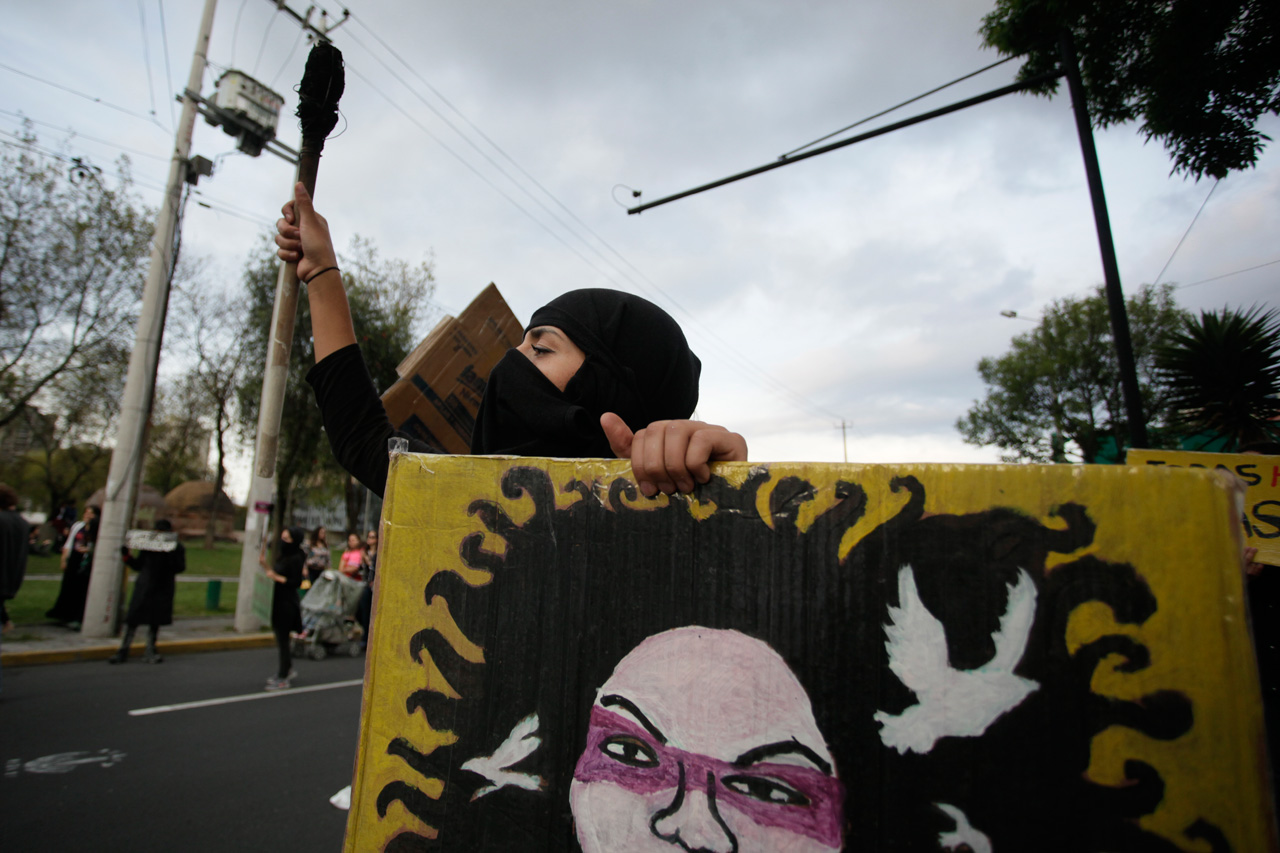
[
  {"xmin": 721, "ymin": 774, "xmax": 810, "ymax": 806},
  {"xmin": 600, "ymin": 736, "xmax": 659, "ymax": 768},
  {"xmin": 531, "ymin": 345, "xmax": 552, "ymax": 356}
]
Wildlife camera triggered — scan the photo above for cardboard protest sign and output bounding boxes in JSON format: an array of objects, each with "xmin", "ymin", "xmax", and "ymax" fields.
[
  {"xmin": 347, "ymin": 456, "xmax": 1275, "ymax": 852},
  {"xmin": 123, "ymin": 529, "xmax": 179, "ymax": 552},
  {"xmin": 1128, "ymin": 449, "xmax": 1280, "ymax": 566},
  {"xmin": 380, "ymin": 284, "xmax": 523, "ymax": 454}
]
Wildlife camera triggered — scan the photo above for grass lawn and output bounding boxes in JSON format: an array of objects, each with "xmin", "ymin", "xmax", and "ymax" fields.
[
  {"xmin": 11, "ymin": 542, "xmax": 341, "ymax": 626},
  {"xmin": 7, "ymin": 578, "xmax": 240, "ymax": 626},
  {"xmin": 26, "ymin": 540, "xmax": 254, "ymax": 579},
  {"xmin": 11, "ymin": 541, "xmax": 268, "ymax": 626}
]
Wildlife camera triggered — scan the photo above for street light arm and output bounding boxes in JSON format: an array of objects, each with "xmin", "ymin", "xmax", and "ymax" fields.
[{"xmin": 626, "ymin": 70, "xmax": 1064, "ymax": 215}]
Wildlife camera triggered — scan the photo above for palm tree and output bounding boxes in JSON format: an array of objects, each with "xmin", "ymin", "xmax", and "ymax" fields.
[{"xmin": 1156, "ymin": 306, "xmax": 1280, "ymax": 449}]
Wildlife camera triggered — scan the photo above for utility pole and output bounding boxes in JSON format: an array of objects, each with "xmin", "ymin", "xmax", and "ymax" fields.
[
  {"xmin": 81, "ymin": 0, "xmax": 218, "ymax": 638},
  {"xmin": 836, "ymin": 420, "xmax": 849, "ymax": 463},
  {"xmin": 1058, "ymin": 32, "xmax": 1147, "ymax": 451}
]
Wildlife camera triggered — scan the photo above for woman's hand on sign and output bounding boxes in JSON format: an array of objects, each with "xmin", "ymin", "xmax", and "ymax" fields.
[
  {"xmin": 602, "ymin": 413, "xmax": 748, "ymax": 497},
  {"xmin": 1245, "ymin": 546, "xmax": 1265, "ymax": 576},
  {"xmin": 275, "ymin": 182, "xmax": 338, "ymax": 283}
]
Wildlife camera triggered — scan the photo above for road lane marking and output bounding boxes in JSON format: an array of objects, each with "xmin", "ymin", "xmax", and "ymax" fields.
[{"xmin": 128, "ymin": 678, "xmax": 363, "ymax": 716}]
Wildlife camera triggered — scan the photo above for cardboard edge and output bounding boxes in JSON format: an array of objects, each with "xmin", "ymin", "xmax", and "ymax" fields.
[{"xmin": 344, "ymin": 449, "xmax": 411, "ymax": 850}]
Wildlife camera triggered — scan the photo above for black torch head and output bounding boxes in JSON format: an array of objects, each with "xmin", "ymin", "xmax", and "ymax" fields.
[{"xmin": 297, "ymin": 41, "xmax": 345, "ymax": 146}]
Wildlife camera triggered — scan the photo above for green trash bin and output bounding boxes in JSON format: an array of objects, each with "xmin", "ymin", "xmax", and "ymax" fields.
[{"xmin": 205, "ymin": 579, "xmax": 222, "ymax": 611}]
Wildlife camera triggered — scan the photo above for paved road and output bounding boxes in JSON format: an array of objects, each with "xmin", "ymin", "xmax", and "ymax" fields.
[{"xmin": 2, "ymin": 648, "xmax": 365, "ymax": 852}]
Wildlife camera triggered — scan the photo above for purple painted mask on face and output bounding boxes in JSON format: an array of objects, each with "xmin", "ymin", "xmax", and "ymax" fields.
[{"xmin": 574, "ymin": 707, "xmax": 844, "ymax": 848}]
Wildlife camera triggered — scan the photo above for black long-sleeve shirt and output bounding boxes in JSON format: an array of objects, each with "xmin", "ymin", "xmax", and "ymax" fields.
[{"xmin": 305, "ymin": 344, "xmax": 440, "ymax": 498}]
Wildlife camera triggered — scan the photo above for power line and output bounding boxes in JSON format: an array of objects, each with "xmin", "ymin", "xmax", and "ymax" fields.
[
  {"xmin": 269, "ymin": 26, "xmax": 306, "ymax": 89},
  {"xmin": 780, "ymin": 55, "xmax": 1019, "ymax": 159},
  {"xmin": 0, "ymin": 129, "xmax": 64, "ymax": 158},
  {"xmin": 348, "ymin": 15, "xmax": 632, "ymax": 280},
  {"xmin": 338, "ymin": 30, "xmax": 634, "ymax": 284},
  {"xmin": 251, "ymin": 5, "xmax": 280, "ymax": 78},
  {"xmin": 137, "ymin": 0, "xmax": 162, "ymax": 129},
  {"xmin": 230, "ymin": 0, "xmax": 251, "ymax": 68},
  {"xmin": 156, "ymin": 0, "xmax": 178, "ymax": 130},
  {"xmin": 0, "ymin": 130, "xmax": 185, "ymax": 270},
  {"xmin": 340, "ymin": 63, "xmax": 590, "ymax": 255},
  {"xmin": 339, "ymin": 62, "xmax": 717, "ymax": 331},
  {"xmin": 1152, "ymin": 179, "xmax": 1219, "ymax": 287},
  {"xmin": 1176, "ymin": 258, "xmax": 1280, "ymax": 290},
  {"xmin": 0, "ymin": 109, "xmax": 170, "ymax": 162},
  {"xmin": 342, "ymin": 14, "xmax": 849, "ymax": 424},
  {"xmin": 0, "ymin": 60, "xmax": 167, "ymax": 131},
  {"xmin": 628, "ymin": 69, "xmax": 1063, "ymax": 215},
  {"xmin": 190, "ymin": 186, "xmax": 278, "ymax": 227},
  {"xmin": 192, "ymin": 197, "xmax": 275, "ymax": 228},
  {"xmin": 1, "ymin": 128, "xmax": 180, "ymax": 219},
  {"xmin": 341, "ymin": 28, "xmax": 578, "ymax": 222}
]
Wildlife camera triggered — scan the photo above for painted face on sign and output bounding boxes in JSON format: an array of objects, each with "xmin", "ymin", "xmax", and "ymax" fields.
[{"xmin": 570, "ymin": 627, "xmax": 842, "ymax": 853}]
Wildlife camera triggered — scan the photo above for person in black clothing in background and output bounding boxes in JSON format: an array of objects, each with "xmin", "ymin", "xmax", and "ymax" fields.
[
  {"xmin": 260, "ymin": 526, "xmax": 306, "ymax": 691},
  {"xmin": 109, "ymin": 519, "xmax": 186, "ymax": 664},
  {"xmin": 0, "ymin": 483, "xmax": 29, "ymax": 694},
  {"xmin": 45, "ymin": 504, "xmax": 98, "ymax": 629},
  {"xmin": 52, "ymin": 500, "xmax": 75, "ymax": 550}
]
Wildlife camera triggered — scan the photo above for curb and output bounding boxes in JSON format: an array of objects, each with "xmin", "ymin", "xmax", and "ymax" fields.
[{"xmin": 1, "ymin": 633, "xmax": 276, "ymax": 667}]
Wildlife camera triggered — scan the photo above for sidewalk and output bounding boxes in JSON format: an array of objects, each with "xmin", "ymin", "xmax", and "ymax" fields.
[{"xmin": 1, "ymin": 614, "xmax": 274, "ymax": 667}]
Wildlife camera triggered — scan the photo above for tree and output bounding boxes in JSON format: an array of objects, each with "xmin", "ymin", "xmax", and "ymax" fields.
[
  {"xmin": 0, "ymin": 130, "xmax": 152, "ymax": 428},
  {"xmin": 957, "ymin": 284, "xmax": 1187, "ymax": 463},
  {"xmin": 0, "ymin": 130, "xmax": 150, "ymax": 516},
  {"xmin": 980, "ymin": 0, "xmax": 1280, "ymax": 179},
  {"xmin": 9, "ymin": 441, "xmax": 111, "ymax": 519},
  {"xmin": 167, "ymin": 270, "xmax": 250, "ymax": 548},
  {"xmin": 5, "ymin": 353, "xmax": 127, "ymax": 516},
  {"xmin": 237, "ymin": 234, "xmax": 435, "ymax": 539},
  {"xmin": 143, "ymin": 376, "xmax": 211, "ymax": 496},
  {"xmin": 1156, "ymin": 305, "xmax": 1280, "ymax": 449}
]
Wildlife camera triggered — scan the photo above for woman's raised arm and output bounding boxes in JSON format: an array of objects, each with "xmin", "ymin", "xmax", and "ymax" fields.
[{"xmin": 275, "ymin": 182, "xmax": 357, "ymax": 362}]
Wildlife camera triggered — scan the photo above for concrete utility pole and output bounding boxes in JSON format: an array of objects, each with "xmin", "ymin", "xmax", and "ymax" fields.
[
  {"xmin": 233, "ymin": 217, "xmax": 303, "ymax": 632},
  {"xmin": 82, "ymin": 0, "xmax": 219, "ymax": 638}
]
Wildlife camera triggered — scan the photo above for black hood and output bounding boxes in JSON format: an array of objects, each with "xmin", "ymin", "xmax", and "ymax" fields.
[{"xmin": 470, "ymin": 289, "xmax": 701, "ymax": 457}]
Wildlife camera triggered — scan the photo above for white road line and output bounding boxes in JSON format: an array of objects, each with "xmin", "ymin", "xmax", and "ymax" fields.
[{"xmin": 128, "ymin": 679, "xmax": 363, "ymax": 716}]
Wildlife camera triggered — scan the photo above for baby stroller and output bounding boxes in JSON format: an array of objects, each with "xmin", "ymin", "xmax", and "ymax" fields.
[{"xmin": 293, "ymin": 569, "xmax": 365, "ymax": 659}]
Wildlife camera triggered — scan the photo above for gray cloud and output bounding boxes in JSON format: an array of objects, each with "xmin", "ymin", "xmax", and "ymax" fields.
[{"xmin": 2, "ymin": 1, "xmax": 1275, "ymax": 487}]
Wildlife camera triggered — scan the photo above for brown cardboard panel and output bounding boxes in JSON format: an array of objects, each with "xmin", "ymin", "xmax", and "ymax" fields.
[
  {"xmin": 348, "ymin": 457, "xmax": 1277, "ymax": 852},
  {"xmin": 380, "ymin": 283, "xmax": 523, "ymax": 453}
]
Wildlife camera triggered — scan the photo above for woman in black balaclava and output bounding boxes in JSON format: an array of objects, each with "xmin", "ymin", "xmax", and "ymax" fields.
[
  {"xmin": 473, "ymin": 288, "xmax": 701, "ymax": 455},
  {"xmin": 278, "ymin": 182, "xmax": 748, "ymax": 812},
  {"xmin": 280, "ymin": 182, "xmax": 747, "ymax": 499}
]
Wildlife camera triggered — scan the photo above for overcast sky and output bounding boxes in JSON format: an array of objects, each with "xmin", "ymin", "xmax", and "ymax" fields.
[{"xmin": 4, "ymin": 1, "xmax": 1277, "ymax": 501}]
